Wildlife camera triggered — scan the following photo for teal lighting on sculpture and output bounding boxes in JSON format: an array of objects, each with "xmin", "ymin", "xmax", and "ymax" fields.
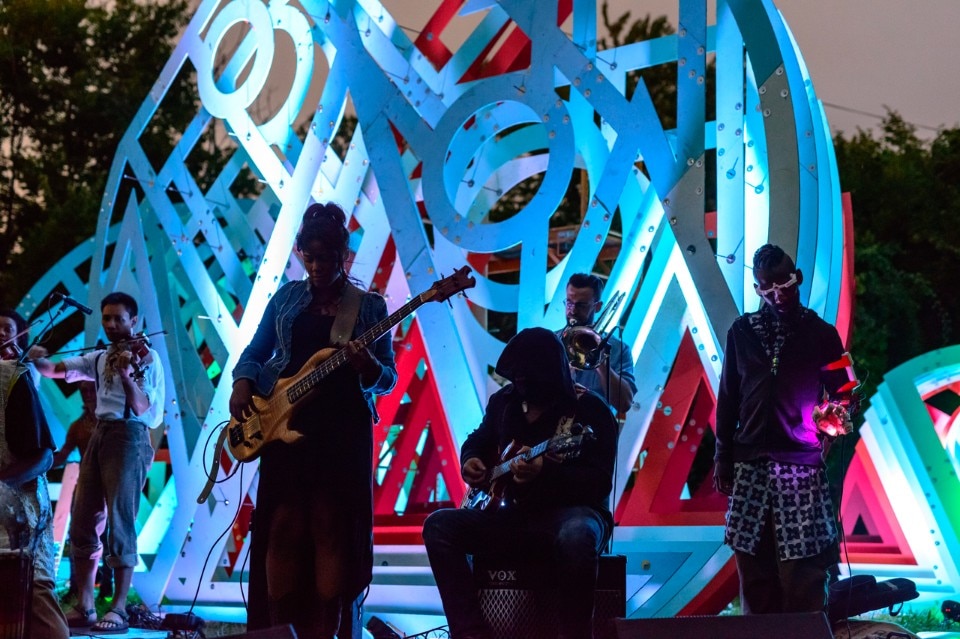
[
  {"xmin": 847, "ymin": 346, "xmax": 960, "ymax": 601},
  {"xmin": 22, "ymin": 0, "xmax": 948, "ymax": 625}
]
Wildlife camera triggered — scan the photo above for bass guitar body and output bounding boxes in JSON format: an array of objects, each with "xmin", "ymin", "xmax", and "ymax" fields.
[
  {"xmin": 227, "ymin": 347, "xmax": 337, "ymax": 462},
  {"xmin": 221, "ymin": 265, "xmax": 477, "ymax": 465}
]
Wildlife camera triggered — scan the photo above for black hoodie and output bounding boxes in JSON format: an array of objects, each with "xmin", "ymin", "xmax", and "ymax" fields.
[
  {"xmin": 460, "ymin": 328, "xmax": 618, "ymax": 516},
  {"xmin": 714, "ymin": 306, "xmax": 850, "ymax": 480}
]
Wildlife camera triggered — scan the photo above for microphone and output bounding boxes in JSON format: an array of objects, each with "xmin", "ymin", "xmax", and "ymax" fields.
[{"xmin": 52, "ymin": 292, "xmax": 93, "ymax": 315}]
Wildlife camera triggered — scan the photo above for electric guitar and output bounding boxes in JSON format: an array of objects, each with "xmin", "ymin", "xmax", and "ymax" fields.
[
  {"xmin": 226, "ymin": 266, "xmax": 476, "ymax": 463},
  {"xmin": 459, "ymin": 423, "xmax": 592, "ymax": 511}
]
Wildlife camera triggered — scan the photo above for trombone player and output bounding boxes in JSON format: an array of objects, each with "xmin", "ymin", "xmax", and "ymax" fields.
[{"xmin": 560, "ymin": 273, "xmax": 636, "ymax": 414}]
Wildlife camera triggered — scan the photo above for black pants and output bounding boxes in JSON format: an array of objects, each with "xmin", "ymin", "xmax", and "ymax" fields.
[{"xmin": 735, "ymin": 509, "xmax": 837, "ymax": 614}]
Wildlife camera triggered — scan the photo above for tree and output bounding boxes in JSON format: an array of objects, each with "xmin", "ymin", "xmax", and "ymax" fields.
[
  {"xmin": 833, "ymin": 113, "xmax": 960, "ymax": 405},
  {"xmin": 600, "ymin": 3, "xmax": 680, "ymax": 127},
  {"xmin": 0, "ymin": 0, "xmax": 192, "ymax": 307}
]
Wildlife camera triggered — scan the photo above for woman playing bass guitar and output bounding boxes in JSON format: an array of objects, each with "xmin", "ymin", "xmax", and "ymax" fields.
[{"xmin": 228, "ymin": 202, "xmax": 398, "ymax": 638}]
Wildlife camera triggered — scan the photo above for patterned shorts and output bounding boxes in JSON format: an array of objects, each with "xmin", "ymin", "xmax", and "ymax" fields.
[{"xmin": 725, "ymin": 460, "xmax": 837, "ymax": 560}]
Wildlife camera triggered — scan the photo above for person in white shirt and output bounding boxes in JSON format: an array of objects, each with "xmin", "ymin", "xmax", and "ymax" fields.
[{"xmin": 32, "ymin": 292, "xmax": 164, "ymax": 634}]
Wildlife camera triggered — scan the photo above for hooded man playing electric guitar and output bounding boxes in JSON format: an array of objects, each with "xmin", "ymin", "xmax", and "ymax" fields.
[{"xmin": 423, "ymin": 327, "xmax": 618, "ymax": 639}]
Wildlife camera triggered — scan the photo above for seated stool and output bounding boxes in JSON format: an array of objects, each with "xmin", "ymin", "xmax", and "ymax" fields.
[{"xmin": 473, "ymin": 553, "xmax": 626, "ymax": 639}]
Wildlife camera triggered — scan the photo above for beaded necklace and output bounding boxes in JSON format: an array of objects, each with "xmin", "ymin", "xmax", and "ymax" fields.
[{"xmin": 748, "ymin": 304, "xmax": 809, "ymax": 375}]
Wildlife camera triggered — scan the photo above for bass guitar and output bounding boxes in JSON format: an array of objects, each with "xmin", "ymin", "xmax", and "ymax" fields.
[
  {"xmin": 459, "ymin": 423, "xmax": 592, "ymax": 511},
  {"xmin": 226, "ymin": 266, "xmax": 476, "ymax": 463}
]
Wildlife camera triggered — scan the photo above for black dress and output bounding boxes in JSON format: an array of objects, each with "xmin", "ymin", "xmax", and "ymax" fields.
[{"xmin": 247, "ymin": 310, "xmax": 374, "ymax": 632}]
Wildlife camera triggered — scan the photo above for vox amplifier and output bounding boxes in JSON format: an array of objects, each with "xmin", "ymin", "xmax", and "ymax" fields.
[{"xmin": 474, "ymin": 554, "xmax": 626, "ymax": 639}]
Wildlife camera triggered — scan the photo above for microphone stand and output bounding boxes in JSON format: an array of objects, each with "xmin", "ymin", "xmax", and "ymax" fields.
[
  {"xmin": 17, "ymin": 297, "xmax": 73, "ymax": 367},
  {"xmin": 599, "ymin": 328, "xmax": 623, "ymax": 555}
]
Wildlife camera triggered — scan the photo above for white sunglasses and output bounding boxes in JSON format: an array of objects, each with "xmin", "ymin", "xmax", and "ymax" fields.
[{"xmin": 755, "ymin": 272, "xmax": 798, "ymax": 296}]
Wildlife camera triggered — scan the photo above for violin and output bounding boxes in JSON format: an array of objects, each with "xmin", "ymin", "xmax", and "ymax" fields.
[
  {"xmin": 119, "ymin": 332, "xmax": 155, "ymax": 382},
  {"xmin": 17, "ymin": 330, "xmax": 165, "ymax": 376},
  {"xmin": 0, "ymin": 340, "xmax": 23, "ymax": 361},
  {"xmin": 1, "ymin": 327, "xmax": 30, "ymax": 361}
]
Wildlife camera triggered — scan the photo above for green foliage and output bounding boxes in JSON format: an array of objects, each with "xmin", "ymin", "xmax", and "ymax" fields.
[
  {"xmin": 600, "ymin": 2, "xmax": 679, "ymax": 127},
  {"xmin": 0, "ymin": 0, "xmax": 192, "ymax": 307},
  {"xmin": 833, "ymin": 113, "xmax": 960, "ymax": 405},
  {"xmin": 868, "ymin": 605, "xmax": 952, "ymax": 633}
]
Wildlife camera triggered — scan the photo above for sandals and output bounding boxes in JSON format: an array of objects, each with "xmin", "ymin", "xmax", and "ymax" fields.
[
  {"xmin": 89, "ymin": 607, "xmax": 130, "ymax": 634},
  {"xmin": 65, "ymin": 604, "xmax": 97, "ymax": 628}
]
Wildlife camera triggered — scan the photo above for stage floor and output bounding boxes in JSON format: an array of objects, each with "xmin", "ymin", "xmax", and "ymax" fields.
[{"xmin": 69, "ymin": 630, "xmax": 168, "ymax": 638}]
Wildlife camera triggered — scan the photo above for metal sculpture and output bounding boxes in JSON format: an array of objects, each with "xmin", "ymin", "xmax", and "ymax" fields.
[{"xmin": 16, "ymin": 0, "xmax": 897, "ymax": 625}]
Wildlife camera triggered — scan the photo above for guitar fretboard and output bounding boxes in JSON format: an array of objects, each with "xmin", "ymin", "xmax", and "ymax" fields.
[
  {"xmin": 486, "ymin": 438, "xmax": 552, "ymax": 483},
  {"xmin": 286, "ymin": 292, "xmax": 432, "ymax": 403}
]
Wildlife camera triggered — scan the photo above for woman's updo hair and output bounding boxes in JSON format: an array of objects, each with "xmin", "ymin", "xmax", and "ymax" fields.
[{"xmin": 296, "ymin": 202, "xmax": 350, "ymax": 262}]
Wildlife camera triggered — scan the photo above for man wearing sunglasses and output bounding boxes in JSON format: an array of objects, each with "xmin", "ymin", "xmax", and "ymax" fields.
[{"xmin": 714, "ymin": 244, "xmax": 855, "ymax": 616}]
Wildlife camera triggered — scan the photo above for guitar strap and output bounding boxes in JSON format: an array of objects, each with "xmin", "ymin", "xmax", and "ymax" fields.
[
  {"xmin": 198, "ymin": 285, "xmax": 365, "ymax": 505},
  {"xmin": 547, "ymin": 414, "xmax": 575, "ymax": 462},
  {"xmin": 554, "ymin": 414, "xmax": 575, "ymax": 436},
  {"xmin": 330, "ymin": 283, "xmax": 364, "ymax": 347}
]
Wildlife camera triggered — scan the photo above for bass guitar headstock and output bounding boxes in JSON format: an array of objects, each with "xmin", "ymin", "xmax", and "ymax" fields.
[{"xmin": 422, "ymin": 265, "xmax": 476, "ymax": 304}]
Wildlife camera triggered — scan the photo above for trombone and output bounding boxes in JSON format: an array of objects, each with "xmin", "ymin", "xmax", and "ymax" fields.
[{"xmin": 561, "ymin": 290, "xmax": 626, "ymax": 370}]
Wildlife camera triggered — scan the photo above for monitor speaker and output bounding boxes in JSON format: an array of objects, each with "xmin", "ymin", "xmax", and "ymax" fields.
[
  {"xmin": 475, "ymin": 554, "xmax": 626, "ymax": 639},
  {"xmin": 612, "ymin": 612, "xmax": 834, "ymax": 639}
]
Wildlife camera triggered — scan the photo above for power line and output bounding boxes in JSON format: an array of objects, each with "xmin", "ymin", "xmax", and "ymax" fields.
[{"xmin": 821, "ymin": 101, "xmax": 943, "ymax": 133}]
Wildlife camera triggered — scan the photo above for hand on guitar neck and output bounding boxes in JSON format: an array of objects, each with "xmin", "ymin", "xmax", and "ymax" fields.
[
  {"xmin": 508, "ymin": 446, "xmax": 543, "ymax": 483},
  {"xmin": 459, "ymin": 426, "xmax": 591, "ymax": 511},
  {"xmin": 462, "ymin": 449, "xmax": 543, "ymax": 487},
  {"xmin": 344, "ymin": 339, "xmax": 381, "ymax": 386}
]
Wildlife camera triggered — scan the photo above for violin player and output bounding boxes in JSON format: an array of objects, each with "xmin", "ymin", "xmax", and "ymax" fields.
[
  {"xmin": 31, "ymin": 292, "xmax": 165, "ymax": 634},
  {"xmin": 0, "ymin": 308, "xmax": 70, "ymax": 639},
  {"xmin": 1, "ymin": 307, "xmax": 44, "ymax": 389},
  {"xmin": 0, "ymin": 307, "xmax": 28, "ymax": 361}
]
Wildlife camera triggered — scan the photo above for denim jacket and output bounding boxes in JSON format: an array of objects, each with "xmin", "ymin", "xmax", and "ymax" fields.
[{"xmin": 233, "ymin": 280, "xmax": 398, "ymax": 422}]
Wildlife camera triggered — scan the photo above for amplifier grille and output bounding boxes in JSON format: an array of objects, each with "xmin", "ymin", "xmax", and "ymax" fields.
[{"xmin": 473, "ymin": 554, "xmax": 625, "ymax": 639}]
